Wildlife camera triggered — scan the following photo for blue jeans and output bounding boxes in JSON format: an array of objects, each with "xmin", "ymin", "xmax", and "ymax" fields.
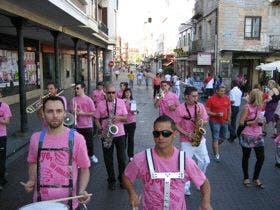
[{"xmin": 209, "ymin": 121, "xmax": 228, "ymax": 141}]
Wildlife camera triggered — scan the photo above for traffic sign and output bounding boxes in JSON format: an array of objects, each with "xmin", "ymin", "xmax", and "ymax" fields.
[{"xmin": 108, "ymin": 61, "xmax": 114, "ymax": 67}]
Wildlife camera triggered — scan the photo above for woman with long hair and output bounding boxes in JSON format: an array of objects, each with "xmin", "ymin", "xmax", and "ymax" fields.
[
  {"xmin": 122, "ymin": 88, "xmax": 137, "ymax": 160},
  {"xmin": 239, "ymin": 89, "xmax": 265, "ymax": 188}
]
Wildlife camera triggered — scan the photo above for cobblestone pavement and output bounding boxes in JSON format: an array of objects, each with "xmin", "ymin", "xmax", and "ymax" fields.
[{"xmin": 1, "ymin": 72, "xmax": 280, "ymax": 210}]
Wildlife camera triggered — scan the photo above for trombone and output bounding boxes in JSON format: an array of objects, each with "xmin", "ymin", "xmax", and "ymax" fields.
[{"xmin": 26, "ymin": 90, "xmax": 64, "ymax": 114}]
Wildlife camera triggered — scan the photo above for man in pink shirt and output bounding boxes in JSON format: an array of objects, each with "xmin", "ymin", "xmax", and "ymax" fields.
[
  {"xmin": 22, "ymin": 96, "xmax": 91, "ymax": 210},
  {"xmin": 175, "ymin": 86, "xmax": 210, "ymax": 196},
  {"xmin": 154, "ymin": 81, "xmax": 180, "ymax": 121},
  {"xmin": 95, "ymin": 83, "xmax": 128, "ymax": 190},
  {"xmin": 70, "ymin": 83, "xmax": 98, "ymax": 163},
  {"xmin": 91, "ymin": 81, "xmax": 105, "ymax": 107},
  {"xmin": 122, "ymin": 115, "xmax": 212, "ymax": 210},
  {"xmin": 0, "ymin": 93, "xmax": 12, "ymax": 190}
]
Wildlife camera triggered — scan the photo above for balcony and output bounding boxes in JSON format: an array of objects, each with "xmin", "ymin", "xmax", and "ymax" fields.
[
  {"xmin": 192, "ymin": 0, "xmax": 203, "ymax": 20},
  {"xmin": 191, "ymin": 39, "xmax": 204, "ymax": 53},
  {"xmin": 269, "ymin": 35, "xmax": 280, "ymax": 51},
  {"xmin": 98, "ymin": 21, "xmax": 108, "ymax": 35}
]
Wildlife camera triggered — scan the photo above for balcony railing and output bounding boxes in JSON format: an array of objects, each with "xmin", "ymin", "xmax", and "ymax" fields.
[
  {"xmin": 191, "ymin": 39, "xmax": 204, "ymax": 53},
  {"xmin": 269, "ymin": 35, "xmax": 280, "ymax": 51},
  {"xmin": 98, "ymin": 22, "xmax": 108, "ymax": 35},
  {"xmin": 193, "ymin": 0, "xmax": 203, "ymax": 19}
]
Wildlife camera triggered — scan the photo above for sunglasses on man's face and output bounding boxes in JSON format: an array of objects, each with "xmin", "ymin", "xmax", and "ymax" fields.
[
  {"xmin": 107, "ymin": 91, "xmax": 116, "ymax": 94},
  {"xmin": 152, "ymin": 130, "xmax": 173, "ymax": 138}
]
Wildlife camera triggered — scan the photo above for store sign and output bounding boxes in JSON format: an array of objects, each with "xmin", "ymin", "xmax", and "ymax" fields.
[{"xmin": 197, "ymin": 53, "xmax": 211, "ymax": 66}]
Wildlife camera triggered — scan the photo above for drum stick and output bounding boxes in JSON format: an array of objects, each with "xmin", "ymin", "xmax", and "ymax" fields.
[{"xmin": 39, "ymin": 194, "xmax": 93, "ymax": 203}]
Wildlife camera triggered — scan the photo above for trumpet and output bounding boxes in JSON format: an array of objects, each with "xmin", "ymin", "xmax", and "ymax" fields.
[{"xmin": 26, "ymin": 90, "xmax": 64, "ymax": 114}]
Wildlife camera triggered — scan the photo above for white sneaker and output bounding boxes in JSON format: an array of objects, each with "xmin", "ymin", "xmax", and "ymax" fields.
[
  {"xmin": 185, "ymin": 188, "xmax": 191, "ymax": 196},
  {"xmin": 91, "ymin": 155, "xmax": 98, "ymax": 163},
  {"xmin": 214, "ymin": 154, "xmax": 220, "ymax": 162}
]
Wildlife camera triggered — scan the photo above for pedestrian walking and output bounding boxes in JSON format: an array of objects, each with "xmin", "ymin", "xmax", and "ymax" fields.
[
  {"xmin": 116, "ymin": 82, "xmax": 128, "ymax": 99},
  {"xmin": 238, "ymin": 89, "xmax": 265, "ymax": 189},
  {"xmin": 175, "ymin": 86, "xmax": 210, "ymax": 196},
  {"xmin": 127, "ymin": 71, "xmax": 135, "ymax": 89},
  {"xmin": 154, "ymin": 81, "xmax": 180, "ymax": 121},
  {"xmin": 164, "ymin": 73, "xmax": 171, "ymax": 85},
  {"xmin": 95, "ymin": 83, "xmax": 128, "ymax": 190},
  {"xmin": 136, "ymin": 71, "xmax": 143, "ymax": 86},
  {"xmin": 228, "ymin": 81, "xmax": 242, "ymax": 142},
  {"xmin": 115, "ymin": 68, "xmax": 120, "ymax": 80},
  {"xmin": 184, "ymin": 75, "xmax": 194, "ymax": 87},
  {"xmin": 144, "ymin": 69, "xmax": 149, "ymax": 88},
  {"xmin": 22, "ymin": 96, "xmax": 91, "ymax": 209},
  {"xmin": 70, "ymin": 83, "xmax": 98, "ymax": 163},
  {"xmin": 0, "ymin": 92, "xmax": 12, "ymax": 191},
  {"xmin": 122, "ymin": 115, "xmax": 212, "ymax": 210},
  {"xmin": 206, "ymin": 86, "xmax": 231, "ymax": 162},
  {"xmin": 204, "ymin": 73, "xmax": 214, "ymax": 98},
  {"xmin": 91, "ymin": 81, "xmax": 106, "ymax": 107},
  {"xmin": 122, "ymin": 88, "xmax": 137, "ymax": 161},
  {"xmin": 174, "ymin": 77, "xmax": 181, "ymax": 98},
  {"xmin": 153, "ymin": 73, "xmax": 161, "ymax": 99}
]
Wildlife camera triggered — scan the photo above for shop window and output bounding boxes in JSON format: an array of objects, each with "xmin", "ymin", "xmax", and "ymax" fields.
[{"xmin": 244, "ymin": 16, "xmax": 261, "ymax": 39}]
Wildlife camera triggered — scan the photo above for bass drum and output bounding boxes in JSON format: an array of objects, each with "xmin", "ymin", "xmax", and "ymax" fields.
[{"xmin": 19, "ymin": 202, "xmax": 68, "ymax": 210}]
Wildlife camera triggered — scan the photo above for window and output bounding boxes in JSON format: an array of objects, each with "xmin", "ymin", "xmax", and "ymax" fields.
[
  {"xmin": 244, "ymin": 16, "xmax": 261, "ymax": 39},
  {"xmin": 207, "ymin": 20, "xmax": 212, "ymax": 40}
]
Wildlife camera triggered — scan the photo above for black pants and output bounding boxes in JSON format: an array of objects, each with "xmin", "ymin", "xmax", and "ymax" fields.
[
  {"xmin": 229, "ymin": 106, "xmax": 239, "ymax": 138},
  {"xmin": 102, "ymin": 135, "xmax": 126, "ymax": 184},
  {"xmin": 0, "ymin": 136, "xmax": 7, "ymax": 185},
  {"xmin": 124, "ymin": 122, "xmax": 136, "ymax": 159},
  {"xmin": 76, "ymin": 128, "xmax": 94, "ymax": 157},
  {"xmin": 153, "ymin": 85, "xmax": 160, "ymax": 98},
  {"xmin": 242, "ymin": 146, "xmax": 265, "ymax": 180}
]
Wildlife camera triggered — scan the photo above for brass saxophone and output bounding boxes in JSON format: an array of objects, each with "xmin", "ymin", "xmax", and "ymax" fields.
[
  {"xmin": 192, "ymin": 105, "xmax": 206, "ymax": 147},
  {"xmin": 103, "ymin": 99, "xmax": 118, "ymax": 148}
]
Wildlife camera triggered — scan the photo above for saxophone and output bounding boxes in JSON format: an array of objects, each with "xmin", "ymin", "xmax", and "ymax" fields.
[
  {"xmin": 191, "ymin": 105, "xmax": 206, "ymax": 147},
  {"xmin": 103, "ymin": 99, "xmax": 118, "ymax": 148}
]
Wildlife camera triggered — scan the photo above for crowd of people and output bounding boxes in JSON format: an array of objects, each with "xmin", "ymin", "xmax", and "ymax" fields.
[{"xmin": 1, "ymin": 67, "xmax": 280, "ymax": 210}]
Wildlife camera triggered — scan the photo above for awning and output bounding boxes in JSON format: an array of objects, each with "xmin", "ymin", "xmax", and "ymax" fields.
[
  {"xmin": 163, "ymin": 61, "xmax": 174, "ymax": 66},
  {"xmin": 255, "ymin": 61, "xmax": 280, "ymax": 72}
]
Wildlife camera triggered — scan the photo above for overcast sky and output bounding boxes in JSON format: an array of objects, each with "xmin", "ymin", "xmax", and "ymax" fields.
[{"xmin": 118, "ymin": 0, "xmax": 194, "ymax": 48}]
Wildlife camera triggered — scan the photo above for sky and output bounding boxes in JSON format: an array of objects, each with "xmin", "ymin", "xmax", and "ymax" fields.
[{"xmin": 118, "ymin": 0, "xmax": 195, "ymax": 49}]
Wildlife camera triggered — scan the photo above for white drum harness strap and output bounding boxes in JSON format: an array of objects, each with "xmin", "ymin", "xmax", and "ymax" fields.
[
  {"xmin": 145, "ymin": 148, "xmax": 185, "ymax": 210},
  {"xmin": 37, "ymin": 128, "xmax": 75, "ymax": 210}
]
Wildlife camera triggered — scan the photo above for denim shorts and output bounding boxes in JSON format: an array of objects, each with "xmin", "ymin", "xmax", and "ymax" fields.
[{"xmin": 209, "ymin": 121, "xmax": 228, "ymax": 141}]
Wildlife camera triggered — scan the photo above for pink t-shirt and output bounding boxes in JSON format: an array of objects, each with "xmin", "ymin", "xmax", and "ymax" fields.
[
  {"xmin": 95, "ymin": 98, "xmax": 128, "ymax": 137},
  {"xmin": 59, "ymin": 96, "xmax": 67, "ymax": 111},
  {"xmin": 175, "ymin": 102, "xmax": 208, "ymax": 142},
  {"xmin": 117, "ymin": 90, "xmax": 124, "ymax": 99},
  {"xmin": 91, "ymin": 89, "xmax": 105, "ymax": 106},
  {"xmin": 124, "ymin": 99, "xmax": 136, "ymax": 124},
  {"xmin": 159, "ymin": 91, "xmax": 180, "ymax": 121},
  {"xmin": 70, "ymin": 95, "xmax": 95, "ymax": 128},
  {"xmin": 124, "ymin": 147, "xmax": 206, "ymax": 210},
  {"xmin": 27, "ymin": 128, "xmax": 91, "ymax": 209},
  {"xmin": 275, "ymin": 135, "xmax": 280, "ymax": 145},
  {"xmin": 242, "ymin": 104, "xmax": 262, "ymax": 137},
  {"xmin": 0, "ymin": 102, "xmax": 12, "ymax": 137}
]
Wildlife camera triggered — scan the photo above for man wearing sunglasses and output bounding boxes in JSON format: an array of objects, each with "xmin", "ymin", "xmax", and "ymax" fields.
[
  {"xmin": 122, "ymin": 115, "xmax": 212, "ymax": 210},
  {"xmin": 95, "ymin": 83, "xmax": 128, "ymax": 190},
  {"xmin": 70, "ymin": 83, "xmax": 98, "ymax": 163},
  {"xmin": 154, "ymin": 80, "xmax": 180, "ymax": 121},
  {"xmin": 175, "ymin": 86, "xmax": 210, "ymax": 196}
]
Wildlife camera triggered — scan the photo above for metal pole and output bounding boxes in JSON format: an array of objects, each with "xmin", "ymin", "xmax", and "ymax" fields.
[
  {"xmin": 11, "ymin": 17, "xmax": 28, "ymax": 132},
  {"xmin": 86, "ymin": 42, "xmax": 91, "ymax": 94},
  {"xmin": 103, "ymin": 49, "xmax": 106, "ymax": 82},
  {"xmin": 51, "ymin": 31, "xmax": 60, "ymax": 88},
  {"xmin": 95, "ymin": 47, "xmax": 99, "ymax": 84},
  {"xmin": 72, "ymin": 38, "xmax": 79, "ymax": 84}
]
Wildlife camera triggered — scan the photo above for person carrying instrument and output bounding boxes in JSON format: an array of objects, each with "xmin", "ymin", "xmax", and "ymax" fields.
[
  {"xmin": 154, "ymin": 81, "xmax": 180, "ymax": 122},
  {"xmin": 95, "ymin": 83, "xmax": 128, "ymax": 191},
  {"xmin": 90, "ymin": 81, "xmax": 105, "ymax": 107},
  {"xmin": 70, "ymin": 83, "xmax": 98, "ymax": 163},
  {"xmin": 22, "ymin": 96, "xmax": 91, "ymax": 210},
  {"xmin": 122, "ymin": 115, "xmax": 212, "ymax": 210},
  {"xmin": 0, "ymin": 91, "xmax": 12, "ymax": 191},
  {"xmin": 175, "ymin": 86, "xmax": 210, "ymax": 196}
]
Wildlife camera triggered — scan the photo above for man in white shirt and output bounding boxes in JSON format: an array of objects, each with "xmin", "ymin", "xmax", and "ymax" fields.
[
  {"xmin": 204, "ymin": 73, "xmax": 214, "ymax": 98},
  {"xmin": 165, "ymin": 73, "xmax": 171, "ymax": 82},
  {"xmin": 228, "ymin": 81, "xmax": 242, "ymax": 142}
]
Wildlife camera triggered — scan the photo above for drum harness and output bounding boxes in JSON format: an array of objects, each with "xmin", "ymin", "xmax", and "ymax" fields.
[
  {"xmin": 37, "ymin": 128, "xmax": 75, "ymax": 210},
  {"xmin": 145, "ymin": 148, "xmax": 185, "ymax": 210}
]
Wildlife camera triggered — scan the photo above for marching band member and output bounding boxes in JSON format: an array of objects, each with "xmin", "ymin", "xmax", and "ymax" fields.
[
  {"xmin": 91, "ymin": 81, "xmax": 105, "ymax": 107},
  {"xmin": 95, "ymin": 83, "xmax": 128, "ymax": 190},
  {"xmin": 154, "ymin": 80, "xmax": 180, "ymax": 121},
  {"xmin": 70, "ymin": 83, "xmax": 98, "ymax": 163},
  {"xmin": 117, "ymin": 82, "xmax": 128, "ymax": 99},
  {"xmin": 122, "ymin": 88, "xmax": 137, "ymax": 161},
  {"xmin": 23, "ymin": 96, "xmax": 91, "ymax": 210},
  {"xmin": 175, "ymin": 86, "xmax": 210, "ymax": 196},
  {"xmin": 122, "ymin": 115, "xmax": 212, "ymax": 210},
  {"xmin": 0, "ymin": 92, "xmax": 12, "ymax": 190}
]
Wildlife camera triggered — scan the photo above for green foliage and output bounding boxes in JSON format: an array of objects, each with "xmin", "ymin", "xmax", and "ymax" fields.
[{"xmin": 173, "ymin": 48, "xmax": 189, "ymax": 57}]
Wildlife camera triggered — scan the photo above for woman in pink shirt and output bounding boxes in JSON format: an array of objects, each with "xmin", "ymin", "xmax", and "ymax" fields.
[
  {"xmin": 239, "ymin": 89, "xmax": 265, "ymax": 188},
  {"xmin": 117, "ymin": 82, "xmax": 128, "ymax": 99},
  {"xmin": 122, "ymin": 88, "xmax": 137, "ymax": 160}
]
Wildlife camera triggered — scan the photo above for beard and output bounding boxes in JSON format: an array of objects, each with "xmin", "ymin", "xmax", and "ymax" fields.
[{"xmin": 48, "ymin": 119, "xmax": 64, "ymax": 129}]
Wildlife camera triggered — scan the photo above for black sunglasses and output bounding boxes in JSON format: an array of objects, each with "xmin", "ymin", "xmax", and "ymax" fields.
[
  {"xmin": 152, "ymin": 130, "xmax": 173, "ymax": 138},
  {"xmin": 107, "ymin": 91, "xmax": 116, "ymax": 94}
]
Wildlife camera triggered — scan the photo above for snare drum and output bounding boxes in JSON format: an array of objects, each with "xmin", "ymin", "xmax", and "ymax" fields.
[{"xmin": 19, "ymin": 202, "xmax": 68, "ymax": 210}]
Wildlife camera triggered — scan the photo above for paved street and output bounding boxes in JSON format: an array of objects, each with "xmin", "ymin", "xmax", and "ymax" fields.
[{"xmin": 1, "ymin": 72, "xmax": 280, "ymax": 210}]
